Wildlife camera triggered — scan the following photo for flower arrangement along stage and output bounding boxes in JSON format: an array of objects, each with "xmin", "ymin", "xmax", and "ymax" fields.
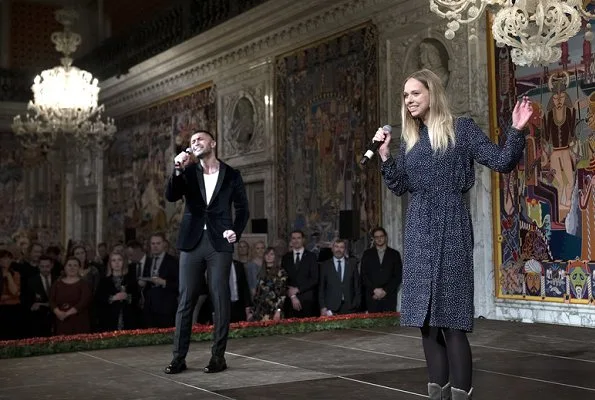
[{"xmin": 0, "ymin": 312, "xmax": 399, "ymax": 359}]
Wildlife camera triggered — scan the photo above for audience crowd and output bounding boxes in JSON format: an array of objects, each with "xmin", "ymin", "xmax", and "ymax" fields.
[{"xmin": 0, "ymin": 227, "xmax": 402, "ymax": 340}]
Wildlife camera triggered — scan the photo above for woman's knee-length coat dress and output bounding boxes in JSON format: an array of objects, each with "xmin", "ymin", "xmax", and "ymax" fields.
[{"xmin": 380, "ymin": 117, "xmax": 525, "ymax": 332}]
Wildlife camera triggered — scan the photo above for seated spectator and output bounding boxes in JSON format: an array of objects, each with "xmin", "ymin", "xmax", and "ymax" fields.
[
  {"xmin": 251, "ymin": 247, "xmax": 287, "ymax": 322},
  {"xmin": 50, "ymin": 257, "xmax": 92, "ymax": 335}
]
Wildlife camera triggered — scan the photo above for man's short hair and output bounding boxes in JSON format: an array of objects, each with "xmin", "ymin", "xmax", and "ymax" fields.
[
  {"xmin": 126, "ymin": 240, "xmax": 143, "ymax": 250},
  {"xmin": 150, "ymin": 232, "xmax": 167, "ymax": 241},
  {"xmin": 371, "ymin": 227, "xmax": 387, "ymax": 237},
  {"xmin": 46, "ymin": 246, "xmax": 61, "ymax": 256},
  {"xmin": 333, "ymin": 238, "xmax": 348, "ymax": 246},
  {"xmin": 192, "ymin": 130, "xmax": 215, "ymax": 140}
]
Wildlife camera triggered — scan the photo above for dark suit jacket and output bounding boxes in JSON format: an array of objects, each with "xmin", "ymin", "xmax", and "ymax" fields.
[
  {"xmin": 96, "ymin": 273, "xmax": 139, "ymax": 331},
  {"xmin": 165, "ymin": 161, "xmax": 250, "ymax": 252},
  {"xmin": 142, "ymin": 253, "xmax": 179, "ymax": 315},
  {"xmin": 25, "ymin": 273, "xmax": 53, "ymax": 336},
  {"xmin": 360, "ymin": 247, "xmax": 403, "ymax": 296},
  {"xmin": 281, "ymin": 250, "xmax": 319, "ymax": 303},
  {"xmin": 319, "ymin": 258, "xmax": 360, "ymax": 312},
  {"xmin": 25, "ymin": 273, "xmax": 51, "ymax": 308}
]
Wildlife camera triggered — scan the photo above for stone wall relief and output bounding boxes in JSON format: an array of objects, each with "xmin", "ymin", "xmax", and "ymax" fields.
[
  {"xmin": 386, "ymin": 26, "xmax": 470, "ymax": 124},
  {"xmin": 417, "ymin": 38, "xmax": 451, "ymax": 87},
  {"xmin": 221, "ymin": 83, "xmax": 266, "ymax": 158}
]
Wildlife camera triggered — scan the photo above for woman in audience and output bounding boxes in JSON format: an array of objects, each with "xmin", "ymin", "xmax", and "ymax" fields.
[
  {"xmin": 50, "ymin": 257, "xmax": 92, "ymax": 335},
  {"xmin": 251, "ymin": 247, "xmax": 287, "ymax": 321},
  {"xmin": 97, "ymin": 250, "xmax": 138, "ymax": 331},
  {"xmin": 244, "ymin": 241, "xmax": 265, "ymax": 297},
  {"xmin": 0, "ymin": 249, "xmax": 22, "ymax": 339},
  {"xmin": 71, "ymin": 245, "xmax": 101, "ymax": 294},
  {"xmin": 236, "ymin": 240, "xmax": 251, "ymax": 264},
  {"xmin": 72, "ymin": 244, "xmax": 102, "ymax": 331}
]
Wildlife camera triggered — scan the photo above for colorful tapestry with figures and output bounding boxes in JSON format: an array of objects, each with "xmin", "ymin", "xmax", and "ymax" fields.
[
  {"xmin": 105, "ymin": 85, "xmax": 217, "ymax": 248},
  {"xmin": 275, "ymin": 24, "xmax": 381, "ymax": 250},
  {"xmin": 493, "ymin": 27, "xmax": 595, "ymax": 304}
]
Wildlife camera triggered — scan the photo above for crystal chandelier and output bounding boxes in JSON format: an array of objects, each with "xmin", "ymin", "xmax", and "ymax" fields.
[
  {"xmin": 12, "ymin": 8, "xmax": 116, "ymax": 152},
  {"xmin": 429, "ymin": 0, "xmax": 595, "ymax": 66}
]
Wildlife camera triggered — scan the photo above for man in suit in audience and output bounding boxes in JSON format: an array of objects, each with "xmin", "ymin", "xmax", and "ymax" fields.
[
  {"xmin": 25, "ymin": 255, "xmax": 54, "ymax": 337},
  {"xmin": 282, "ymin": 230, "xmax": 319, "ymax": 318},
  {"xmin": 319, "ymin": 239, "xmax": 360, "ymax": 316},
  {"xmin": 360, "ymin": 227, "xmax": 402, "ymax": 313},
  {"xmin": 126, "ymin": 239, "xmax": 149, "ymax": 328},
  {"xmin": 140, "ymin": 233, "xmax": 179, "ymax": 328}
]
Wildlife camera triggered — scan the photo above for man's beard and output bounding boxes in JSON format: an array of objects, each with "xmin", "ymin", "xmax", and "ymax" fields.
[{"xmin": 195, "ymin": 148, "xmax": 212, "ymax": 158}]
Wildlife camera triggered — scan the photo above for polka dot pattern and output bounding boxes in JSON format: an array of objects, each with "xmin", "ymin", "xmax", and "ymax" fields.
[{"xmin": 380, "ymin": 117, "xmax": 525, "ymax": 332}]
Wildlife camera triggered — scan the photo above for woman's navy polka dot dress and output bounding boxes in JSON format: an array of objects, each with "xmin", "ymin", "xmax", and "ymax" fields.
[{"xmin": 380, "ymin": 117, "xmax": 525, "ymax": 332}]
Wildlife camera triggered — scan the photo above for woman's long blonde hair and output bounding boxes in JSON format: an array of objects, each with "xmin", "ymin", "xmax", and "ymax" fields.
[{"xmin": 401, "ymin": 69, "xmax": 455, "ymax": 153}]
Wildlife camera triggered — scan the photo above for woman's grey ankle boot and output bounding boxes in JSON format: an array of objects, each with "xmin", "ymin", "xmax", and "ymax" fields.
[
  {"xmin": 451, "ymin": 386, "xmax": 473, "ymax": 400},
  {"xmin": 428, "ymin": 382, "xmax": 451, "ymax": 400}
]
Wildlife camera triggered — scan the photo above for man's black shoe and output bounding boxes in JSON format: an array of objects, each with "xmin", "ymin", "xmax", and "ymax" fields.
[
  {"xmin": 203, "ymin": 357, "xmax": 227, "ymax": 373},
  {"xmin": 164, "ymin": 360, "xmax": 187, "ymax": 374}
]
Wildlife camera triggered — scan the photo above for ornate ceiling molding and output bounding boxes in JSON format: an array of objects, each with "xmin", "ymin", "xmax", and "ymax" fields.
[{"xmin": 100, "ymin": 0, "xmax": 403, "ymax": 116}]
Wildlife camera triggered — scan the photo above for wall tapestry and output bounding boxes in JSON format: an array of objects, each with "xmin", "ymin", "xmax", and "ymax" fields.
[
  {"xmin": 0, "ymin": 133, "xmax": 62, "ymax": 254},
  {"xmin": 275, "ymin": 23, "xmax": 381, "ymax": 252},
  {"xmin": 105, "ymin": 85, "xmax": 217, "ymax": 248},
  {"xmin": 492, "ymin": 14, "xmax": 595, "ymax": 304}
]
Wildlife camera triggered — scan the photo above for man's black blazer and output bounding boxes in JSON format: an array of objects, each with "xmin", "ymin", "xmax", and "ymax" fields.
[
  {"xmin": 318, "ymin": 257, "xmax": 361, "ymax": 313},
  {"xmin": 25, "ymin": 273, "xmax": 50, "ymax": 309},
  {"xmin": 165, "ymin": 161, "xmax": 250, "ymax": 252},
  {"xmin": 142, "ymin": 253, "xmax": 179, "ymax": 316},
  {"xmin": 360, "ymin": 246, "xmax": 402, "ymax": 296},
  {"xmin": 281, "ymin": 250, "xmax": 319, "ymax": 303}
]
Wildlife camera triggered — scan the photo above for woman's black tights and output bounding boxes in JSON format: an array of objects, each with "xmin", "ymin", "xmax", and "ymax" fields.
[{"xmin": 420, "ymin": 325, "xmax": 472, "ymax": 392}]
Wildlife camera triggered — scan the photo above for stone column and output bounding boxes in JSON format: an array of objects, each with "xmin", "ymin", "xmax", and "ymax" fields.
[{"xmin": 95, "ymin": 151, "xmax": 104, "ymax": 246}]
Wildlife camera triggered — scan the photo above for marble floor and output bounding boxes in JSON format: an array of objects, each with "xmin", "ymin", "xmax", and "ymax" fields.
[{"xmin": 1, "ymin": 318, "xmax": 593, "ymax": 399}]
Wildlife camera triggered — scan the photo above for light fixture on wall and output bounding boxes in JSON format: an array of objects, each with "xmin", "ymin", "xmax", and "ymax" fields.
[
  {"xmin": 11, "ymin": 8, "xmax": 116, "ymax": 153},
  {"xmin": 430, "ymin": 0, "xmax": 595, "ymax": 66}
]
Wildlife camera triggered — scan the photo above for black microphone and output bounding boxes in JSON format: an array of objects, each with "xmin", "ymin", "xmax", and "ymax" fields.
[{"xmin": 360, "ymin": 125, "xmax": 392, "ymax": 165}]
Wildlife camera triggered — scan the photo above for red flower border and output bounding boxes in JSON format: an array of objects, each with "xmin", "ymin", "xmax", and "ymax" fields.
[{"xmin": 1, "ymin": 312, "xmax": 398, "ymax": 347}]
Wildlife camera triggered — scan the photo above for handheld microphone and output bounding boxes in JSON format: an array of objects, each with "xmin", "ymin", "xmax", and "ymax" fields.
[
  {"xmin": 360, "ymin": 125, "xmax": 392, "ymax": 165},
  {"xmin": 175, "ymin": 148, "xmax": 193, "ymax": 171}
]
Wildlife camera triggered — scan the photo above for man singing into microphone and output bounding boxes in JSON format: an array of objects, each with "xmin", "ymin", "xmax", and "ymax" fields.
[{"xmin": 164, "ymin": 130, "xmax": 249, "ymax": 375}]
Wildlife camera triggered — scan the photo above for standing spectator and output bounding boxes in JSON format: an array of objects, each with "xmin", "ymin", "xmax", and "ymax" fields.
[
  {"xmin": 50, "ymin": 257, "xmax": 92, "ymax": 335},
  {"xmin": 0, "ymin": 249, "xmax": 22, "ymax": 339},
  {"xmin": 360, "ymin": 227, "xmax": 402, "ymax": 313}
]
